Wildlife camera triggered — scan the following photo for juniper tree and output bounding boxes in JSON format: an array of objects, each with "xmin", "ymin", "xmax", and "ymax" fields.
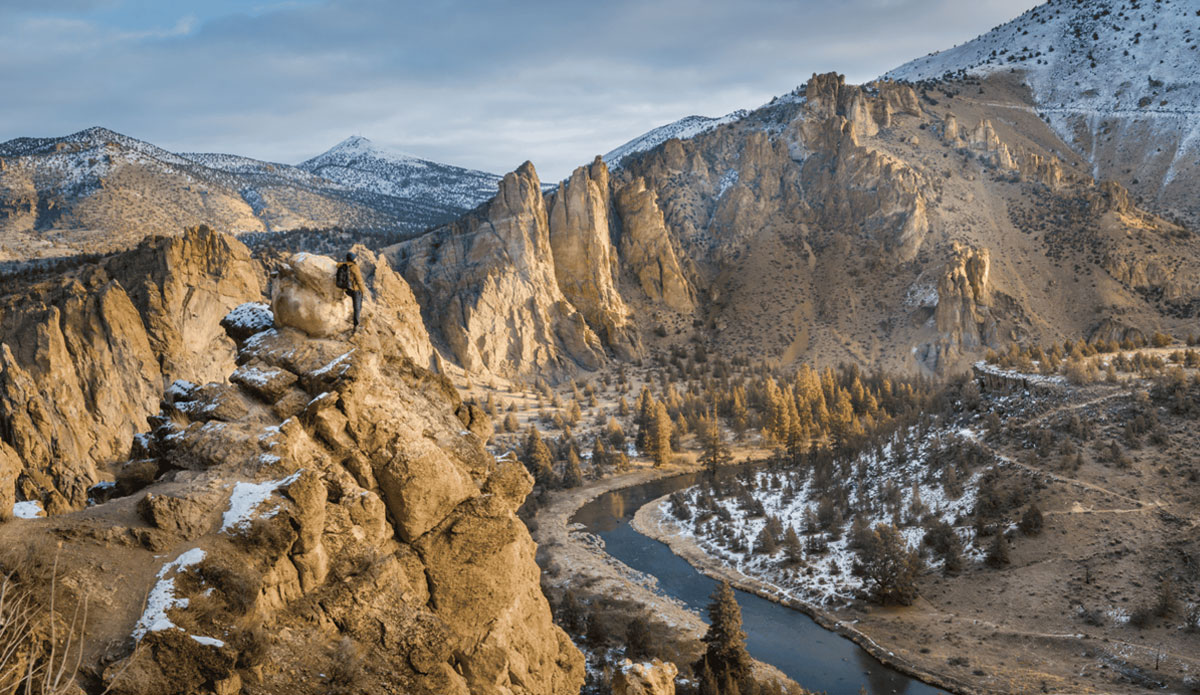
[
  {"xmin": 562, "ymin": 448, "xmax": 584, "ymax": 488},
  {"xmin": 856, "ymin": 523, "xmax": 923, "ymax": 605},
  {"xmin": 522, "ymin": 425, "xmax": 557, "ymax": 488},
  {"xmin": 697, "ymin": 580, "xmax": 752, "ymax": 685}
]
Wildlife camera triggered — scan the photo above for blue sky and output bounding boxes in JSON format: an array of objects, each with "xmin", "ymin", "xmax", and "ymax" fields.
[{"xmin": 0, "ymin": 0, "xmax": 1040, "ymax": 181}]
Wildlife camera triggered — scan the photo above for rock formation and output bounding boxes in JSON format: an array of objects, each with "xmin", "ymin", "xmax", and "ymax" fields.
[
  {"xmin": 389, "ymin": 162, "xmax": 606, "ymax": 378},
  {"xmin": 0, "ymin": 227, "xmax": 263, "ymax": 510},
  {"xmin": 612, "ymin": 178, "xmax": 695, "ymax": 313},
  {"xmin": 917, "ymin": 246, "xmax": 997, "ymax": 372},
  {"xmin": 613, "ymin": 659, "xmax": 678, "ymax": 695},
  {"xmin": 0, "ymin": 242, "xmax": 584, "ymax": 695},
  {"xmin": 547, "ymin": 157, "xmax": 641, "ymax": 359}
]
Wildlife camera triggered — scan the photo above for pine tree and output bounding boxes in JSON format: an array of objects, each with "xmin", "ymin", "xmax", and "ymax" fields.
[
  {"xmin": 605, "ymin": 417, "xmax": 626, "ymax": 449},
  {"xmin": 697, "ymin": 580, "xmax": 752, "ymax": 684},
  {"xmin": 625, "ymin": 616, "xmax": 652, "ymax": 661},
  {"xmin": 522, "ymin": 425, "xmax": 557, "ymax": 488},
  {"xmin": 985, "ymin": 532, "xmax": 1011, "ymax": 568},
  {"xmin": 782, "ymin": 525, "xmax": 804, "ymax": 565},
  {"xmin": 1019, "ymin": 503, "xmax": 1043, "ymax": 536},
  {"xmin": 649, "ymin": 402, "xmax": 674, "ymax": 467},
  {"xmin": 562, "ymin": 448, "xmax": 584, "ymax": 488},
  {"xmin": 502, "ymin": 412, "xmax": 519, "ymax": 433},
  {"xmin": 698, "ymin": 412, "xmax": 732, "ymax": 475}
]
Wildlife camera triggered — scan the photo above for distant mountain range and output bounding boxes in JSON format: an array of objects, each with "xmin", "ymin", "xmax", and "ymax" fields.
[
  {"xmin": 0, "ymin": 128, "xmax": 501, "ymax": 259},
  {"xmin": 885, "ymin": 0, "xmax": 1200, "ymax": 226}
]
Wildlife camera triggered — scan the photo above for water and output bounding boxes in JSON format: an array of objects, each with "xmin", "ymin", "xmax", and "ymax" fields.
[{"xmin": 571, "ymin": 473, "xmax": 949, "ymax": 695}]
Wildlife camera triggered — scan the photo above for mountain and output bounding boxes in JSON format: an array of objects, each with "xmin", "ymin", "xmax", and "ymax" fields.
[
  {"xmin": 0, "ymin": 128, "xmax": 501, "ymax": 260},
  {"xmin": 884, "ymin": 0, "xmax": 1200, "ymax": 227},
  {"xmin": 298, "ymin": 135, "xmax": 501, "ymax": 220},
  {"xmin": 603, "ymin": 111, "xmax": 749, "ymax": 168},
  {"xmin": 391, "ymin": 64, "xmax": 1199, "ymax": 379}
]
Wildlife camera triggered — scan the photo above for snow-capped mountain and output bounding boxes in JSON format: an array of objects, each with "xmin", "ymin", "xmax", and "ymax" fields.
[
  {"xmin": 0, "ymin": 128, "xmax": 503, "ymax": 259},
  {"xmin": 603, "ymin": 111, "xmax": 748, "ymax": 168},
  {"xmin": 299, "ymin": 136, "xmax": 500, "ymax": 216},
  {"xmin": 885, "ymin": 0, "xmax": 1200, "ymax": 224}
]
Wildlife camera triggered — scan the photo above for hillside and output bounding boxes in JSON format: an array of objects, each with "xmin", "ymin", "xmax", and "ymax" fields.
[
  {"xmin": 0, "ymin": 128, "xmax": 500, "ymax": 260},
  {"xmin": 390, "ymin": 69, "xmax": 1200, "ymax": 381},
  {"xmin": 885, "ymin": 0, "xmax": 1200, "ymax": 227}
]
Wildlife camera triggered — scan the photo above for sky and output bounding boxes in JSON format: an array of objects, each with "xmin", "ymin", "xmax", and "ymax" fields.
[{"xmin": 0, "ymin": 0, "xmax": 1041, "ymax": 182}]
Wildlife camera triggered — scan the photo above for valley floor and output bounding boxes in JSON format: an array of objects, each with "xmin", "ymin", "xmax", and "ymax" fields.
[{"xmin": 637, "ymin": 374, "xmax": 1200, "ymax": 695}]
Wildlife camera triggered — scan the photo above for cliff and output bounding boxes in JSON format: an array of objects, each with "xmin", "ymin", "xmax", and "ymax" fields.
[{"xmin": 0, "ymin": 235, "xmax": 584, "ymax": 695}]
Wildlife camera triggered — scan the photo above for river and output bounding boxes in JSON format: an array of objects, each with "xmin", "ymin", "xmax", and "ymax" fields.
[{"xmin": 571, "ymin": 472, "xmax": 950, "ymax": 695}]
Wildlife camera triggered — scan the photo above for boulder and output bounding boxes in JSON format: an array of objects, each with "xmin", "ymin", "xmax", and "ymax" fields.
[
  {"xmin": 613, "ymin": 659, "xmax": 679, "ymax": 695},
  {"xmin": 271, "ymin": 252, "xmax": 353, "ymax": 338}
]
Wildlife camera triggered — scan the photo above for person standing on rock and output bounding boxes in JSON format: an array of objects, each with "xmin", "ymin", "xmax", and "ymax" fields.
[{"xmin": 335, "ymin": 252, "xmax": 366, "ymax": 331}]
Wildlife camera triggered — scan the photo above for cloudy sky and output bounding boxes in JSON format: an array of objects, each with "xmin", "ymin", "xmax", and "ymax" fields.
[{"xmin": 0, "ymin": 0, "xmax": 1039, "ymax": 181}]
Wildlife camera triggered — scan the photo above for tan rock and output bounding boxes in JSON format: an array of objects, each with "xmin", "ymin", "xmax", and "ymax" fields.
[
  {"xmin": 389, "ymin": 162, "xmax": 605, "ymax": 378},
  {"xmin": 613, "ymin": 178, "xmax": 695, "ymax": 312},
  {"xmin": 548, "ymin": 157, "xmax": 642, "ymax": 358},
  {"xmin": 272, "ymin": 252, "xmax": 352, "ymax": 338},
  {"xmin": 613, "ymin": 659, "xmax": 679, "ymax": 695}
]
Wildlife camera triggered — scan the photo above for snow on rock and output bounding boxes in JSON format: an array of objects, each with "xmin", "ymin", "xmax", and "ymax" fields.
[
  {"xmin": 190, "ymin": 635, "xmax": 226, "ymax": 648},
  {"xmin": 220, "ymin": 471, "xmax": 303, "ymax": 533},
  {"xmin": 133, "ymin": 548, "xmax": 207, "ymax": 640},
  {"xmin": 222, "ymin": 302, "xmax": 274, "ymax": 336},
  {"xmin": 12, "ymin": 500, "xmax": 44, "ymax": 519}
]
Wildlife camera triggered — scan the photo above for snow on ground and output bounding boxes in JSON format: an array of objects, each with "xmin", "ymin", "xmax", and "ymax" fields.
[
  {"xmin": 669, "ymin": 426, "xmax": 990, "ymax": 605},
  {"xmin": 12, "ymin": 500, "xmax": 44, "ymax": 519},
  {"xmin": 973, "ymin": 360, "xmax": 1067, "ymax": 386},
  {"xmin": 884, "ymin": 0, "xmax": 1200, "ymax": 178},
  {"xmin": 220, "ymin": 471, "xmax": 303, "ymax": 533},
  {"xmin": 133, "ymin": 548, "xmax": 206, "ymax": 640},
  {"xmin": 603, "ymin": 111, "xmax": 748, "ymax": 168}
]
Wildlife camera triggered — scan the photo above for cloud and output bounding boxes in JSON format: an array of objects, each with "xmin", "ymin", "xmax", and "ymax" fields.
[{"xmin": 0, "ymin": 0, "xmax": 1039, "ymax": 181}]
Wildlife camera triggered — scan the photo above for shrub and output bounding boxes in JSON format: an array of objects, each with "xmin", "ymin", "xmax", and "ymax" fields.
[{"xmin": 1019, "ymin": 503, "xmax": 1044, "ymax": 536}]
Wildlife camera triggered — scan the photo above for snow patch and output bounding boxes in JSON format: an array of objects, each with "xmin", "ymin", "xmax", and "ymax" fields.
[
  {"xmin": 133, "ymin": 548, "xmax": 206, "ymax": 640},
  {"xmin": 12, "ymin": 500, "xmax": 43, "ymax": 519},
  {"xmin": 221, "ymin": 471, "xmax": 303, "ymax": 533}
]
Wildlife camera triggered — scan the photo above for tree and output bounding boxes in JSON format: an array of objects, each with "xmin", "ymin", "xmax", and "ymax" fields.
[
  {"xmin": 1019, "ymin": 503, "xmax": 1043, "ymax": 536},
  {"xmin": 782, "ymin": 526, "xmax": 803, "ymax": 565},
  {"xmin": 697, "ymin": 581, "xmax": 751, "ymax": 685},
  {"xmin": 855, "ymin": 523, "xmax": 923, "ymax": 605},
  {"xmin": 698, "ymin": 412, "xmax": 732, "ymax": 476},
  {"xmin": 985, "ymin": 532, "xmax": 1011, "ymax": 568},
  {"xmin": 649, "ymin": 402, "xmax": 674, "ymax": 467},
  {"xmin": 502, "ymin": 412, "xmax": 519, "ymax": 433},
  {"xmin": 522, "ymin": 426, "xmax": 557, "ymax": 488},
  {"xmin": 624, "ymin": 616, "xmax": 653, "ymax": 661},
  {"xmin": 562, "ymin": 448, "xmax": 584, "ymax": 488}
]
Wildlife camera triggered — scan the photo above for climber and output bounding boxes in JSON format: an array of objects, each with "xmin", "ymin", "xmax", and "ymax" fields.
[{"xmin": 335, "ymin": 252, "xmax": 366, "ymax": 331}]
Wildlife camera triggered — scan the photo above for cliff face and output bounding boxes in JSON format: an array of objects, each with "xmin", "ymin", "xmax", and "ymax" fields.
[
  {"xmin": 0, "ymin": 227, "xmax": 263, "ymax": 510},
  {"xmin": 388, "ymin": 162, "xmax": 607, "ymax": 379},
  {"xmin": 0, "ymin": 239, "xmax": 584, "ymax": 695},
  {"xmin": 546, "ymin": 157, "xmax": 641, "ymax": 359}
]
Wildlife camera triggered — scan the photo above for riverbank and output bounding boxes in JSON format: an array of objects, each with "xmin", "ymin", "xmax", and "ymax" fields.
[
  {"xmin": 531, "ymin": 463, "xmax": 803, "ymax": 692},
  {"xmin": 633, "ymin": 493, "xmax": 986, "ymax": 695}
]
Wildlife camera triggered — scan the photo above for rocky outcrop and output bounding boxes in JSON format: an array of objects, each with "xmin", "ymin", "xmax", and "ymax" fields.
[
  {"xmin": 389, "ymin": 162, "xmax": 605, "ymax": 378},
  {"xmin": 0, "ymin": 227, "xmax": 264, "ymax": 511},
  {"xmin": 917, "ymin": 246, "xmax": 997, "ymax": 372},
  {"xmin": 0, "ymin": 245, "xmax": 584, "ymax": 695},
  {"xmin": 105, "ymin": 226, "xmax": 265, "ymax": 385},
  {"xmin": 547, "ymin": 157, "xmax": 641, "ymax": 359},
  {"xmin": 612, "ymin": 178, "xmax": 695, "ymax": 312},
  {"xmin": 613, "ymin": 659, "xmax": 678, "ymax": 695}
]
